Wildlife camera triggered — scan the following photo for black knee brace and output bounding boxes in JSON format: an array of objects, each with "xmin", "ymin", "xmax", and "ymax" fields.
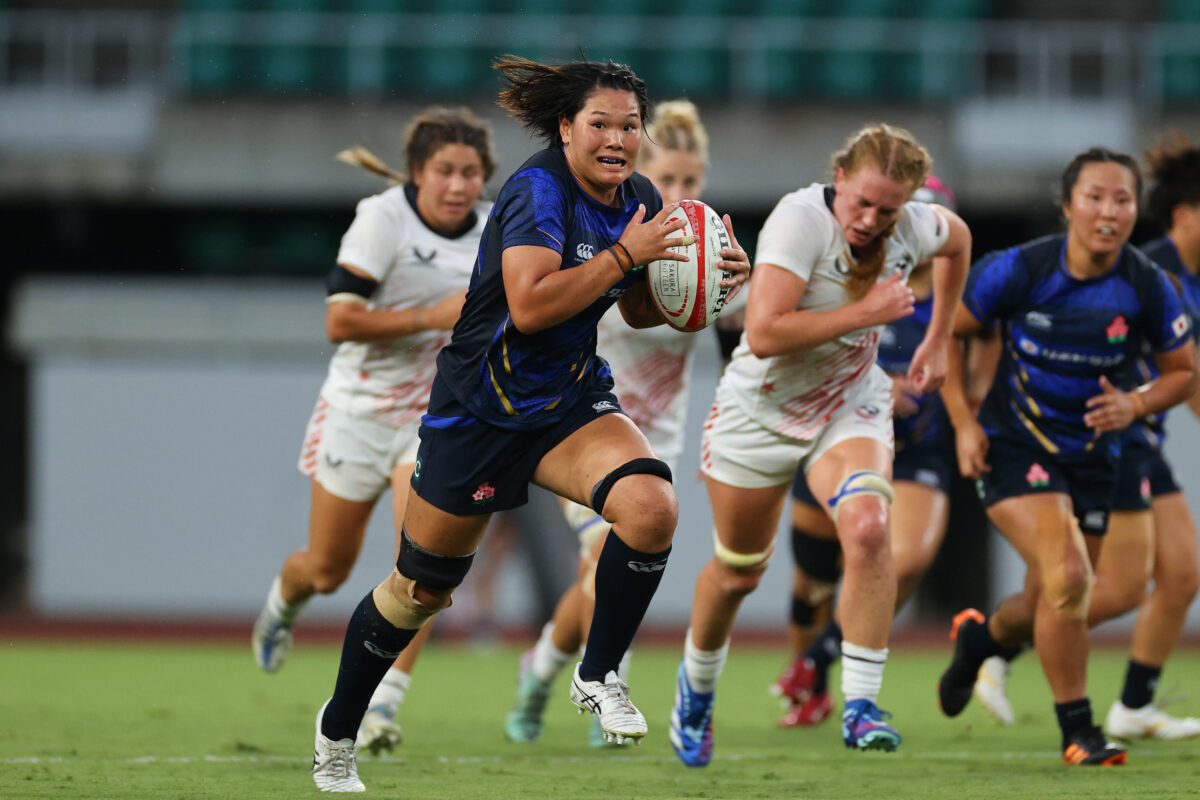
[
  {"xmin": 590, "ymin": 457, "xmax": 672, "ymax": 513},
  {"xmin": 791, "ymin": 526, "xmax": 842, "ymax": 584},
  {"xmin": 395, "ymin": 528, "xmax": 475, "ymax": 591},
  {"xmin": 791, "ymin": 596, "xmax": 820, "ymax": 626}
]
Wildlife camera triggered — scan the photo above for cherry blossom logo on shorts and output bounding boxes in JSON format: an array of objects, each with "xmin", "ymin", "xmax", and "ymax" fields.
[
  {"xmin": 1025, "ymin": 463, "xmax": 1050, "ymax": 488},
  {"xmin": 471, "ymin": 482, "xmax": 496, "ymax": 506},
  {"xmin": 1106, "ymin": 315, "xmax": 1129, "ymax": 343},
  {"xmin": 1140, "ymin": 476, "xmax": 1152, "ymax": 503}
]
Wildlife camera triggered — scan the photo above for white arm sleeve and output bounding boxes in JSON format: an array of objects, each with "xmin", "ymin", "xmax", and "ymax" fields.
[
  {"xmin": 336, "ymin": 196, "xmax": 404, "ymax": 282},
  {"xmin": 752, "ymin": 201, "xmax": 831, "ymax": 283}
]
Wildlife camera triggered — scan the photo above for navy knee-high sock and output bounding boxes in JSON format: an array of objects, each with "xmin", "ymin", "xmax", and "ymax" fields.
[
  {"xmin": 580, "ymin": 530, "xmax": 670, "ymax": 682},
  {"xmin": 803, "ymin": 621, "xmax": 842, "ymax": 694},
  {"xmin": 320, "ymin": 592, "xmax": 420, "ymax": 741}
]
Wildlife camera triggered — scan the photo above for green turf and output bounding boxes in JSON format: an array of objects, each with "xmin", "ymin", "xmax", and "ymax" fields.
[{"xmin": 2, "ymin": 639, "xmax": 1199, "ymax": 798}]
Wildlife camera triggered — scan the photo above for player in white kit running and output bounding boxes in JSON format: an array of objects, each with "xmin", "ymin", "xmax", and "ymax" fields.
[
  {"xmin": 250, "ymin": 107, "xmax": 496, "ymax": 755},
  {"xmin": 670, "ymin": 124, "xmax": 971, "ymax": 765}
]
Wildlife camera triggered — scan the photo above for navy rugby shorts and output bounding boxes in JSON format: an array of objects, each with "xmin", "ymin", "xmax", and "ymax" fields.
[
  {"xmin": 412, "ymin": 376, "xmax": 623, "ymax": 515},
  {"xmin": 1111, "ymin": 437, "xmax": 1180, "ymax": 512},
  {"xmin": 976, "ymin": 433, "xmax": 1117, "ymax": 535}
]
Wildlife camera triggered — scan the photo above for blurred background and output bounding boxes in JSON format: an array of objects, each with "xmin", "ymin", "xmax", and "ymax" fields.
[{"xmin": 3, "ymin": 0, "xmax": 1200, "ymax": 638}]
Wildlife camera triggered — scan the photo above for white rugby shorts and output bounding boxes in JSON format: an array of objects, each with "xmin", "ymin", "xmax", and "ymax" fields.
[
  {"xmin": 297, "ymin": 396, "xmax": 422, "ymax": 502},
  {"xmin": 701, "ymin": 368, "xmax": 894, "ymax": 489}
]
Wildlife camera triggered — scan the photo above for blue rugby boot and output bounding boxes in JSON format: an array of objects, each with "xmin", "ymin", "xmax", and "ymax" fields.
[
  {"xmin": 669, "ymin": 660, "xmax": 715, "ymax": 767},
  {"xmin": 842, "ymin": 699, "xmax": 901, "ymax": 752}
]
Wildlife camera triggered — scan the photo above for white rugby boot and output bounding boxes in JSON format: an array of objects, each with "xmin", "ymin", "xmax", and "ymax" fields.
[
  {"xmin": 568, "ymin": 664, "xmax": 647, "ymax": 746},
  {"xmin": 312, "ymin": 700, "xmax": 365, "ymax": 793},
  {"xmin": 251, "ymin": 576, "xmax": 303, "ymax": 673},
  {"xmin": 1105, "ymin": 700, "xmax": 1200, "ymax": 740},
  {"xmin": 251, "ymin": 605, "xmax": 293, "ymax": 673},
  {"xmin": 356, "ymin": 704, "xmax": 403, "ymax": 755},
  {"xmin": 974, "ymin": 656, "xmax": 1015, "ymax": 726}
]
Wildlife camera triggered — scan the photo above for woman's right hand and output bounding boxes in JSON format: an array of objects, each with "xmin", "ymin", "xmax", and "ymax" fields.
[
  {"xmin": 425, "ymin": 289, "xmax": 467, "ymax": 331},
  {"xmin": 890, "ymin": 374, "xmax": 920, "ymax": 418},
  {"xmin": 954, "ymin": 417, "xmax": 991, "ymax": 479},
  {"xmin": 858, "ymin": 273, "xmax": 915, "ymax": 327},
  {"xmin": 615, "ymin": 203, "xmax": 689, "ymax": 269}
]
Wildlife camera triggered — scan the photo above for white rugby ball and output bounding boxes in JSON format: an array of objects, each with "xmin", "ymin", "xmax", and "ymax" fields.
[{"xmin": 647, "ymin": 199, "xmax": 732, "ymax": 333}]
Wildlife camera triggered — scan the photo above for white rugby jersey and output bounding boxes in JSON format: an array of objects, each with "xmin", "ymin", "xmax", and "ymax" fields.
[
  {"xmin": 598, "ymin": 311, "xmax": 696, "ymax": 468},
  {"xmin": 318, "ymin": 185, "xmax": 491, "ymax": 427},
  {"xmin": 598, "ymin": 272, "xmax": 749, "ymax": 467},
  {"xmin": 721, "ymin": 183, "xmax": 948, "ymax": 438}
]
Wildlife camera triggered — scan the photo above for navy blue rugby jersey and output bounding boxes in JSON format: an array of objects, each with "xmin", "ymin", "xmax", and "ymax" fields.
[
  {"xmin": 435, "ymin": 147, "xmax": 662, "ymax": 429},
  {"xmin": 1120, "ymin": 236, "xmax": 1200, "ymax": 447},
  {"xmin": 965, "ymin": 234, "xmax": 1189, "ymax": 459},
  {"xmin": 877, "ymin": 293, "xmax": 950, "ymax": 453}
]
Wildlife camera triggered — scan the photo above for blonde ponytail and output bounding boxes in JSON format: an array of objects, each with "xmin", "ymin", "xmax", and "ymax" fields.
[{"xmin": 335, "ymin": 145, "xmax": 406, "ymax": 185}]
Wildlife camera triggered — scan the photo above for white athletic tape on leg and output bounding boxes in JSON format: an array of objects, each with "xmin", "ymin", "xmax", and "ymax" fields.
[
  {"xmin": 712, "ymin": 527, "xmax": 774, "ymax": 569},
  {"xmin": 827, "ymin": 470, "xmax": 894, "ymax": 522}
]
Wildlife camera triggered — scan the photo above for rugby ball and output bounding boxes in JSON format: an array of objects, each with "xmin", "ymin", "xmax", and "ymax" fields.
[{"xmin": 647, "ymin": 199, "xmax": 732, "ymax": 333}]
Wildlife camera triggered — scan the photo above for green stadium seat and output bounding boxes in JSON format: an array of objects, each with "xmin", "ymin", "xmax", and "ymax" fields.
[
  {"xmin": 837, "ymin": 0, "xmax": 899, "ymax": 17},
  {"xmin": 919, "ymin": 0, "xmax": 990, "ymax": 18},
  {"xmin": 254, "ymin": 0, "xmax": 347, "ymax": 94},
  {"xmin": 762, "ymin": 47, "xmax": 824, "ymax": 98},
  {"xmin": 1163, "ymin": 54, "xmax": 1200, "ymax": 100},
  {"xmin": 1164, "ymin": 0, "xmax": 1200, "ymax": 20},
  {"xmin": 755, "ymin": 0, "xmax": 835, "ymax": 16},
  {"xmin": 181, "ymin": 15, "xmax": 255, "ymax": 93},
  {"xmin": 632, "ymin": 18, "xmax": 731, "ymax": 100}
]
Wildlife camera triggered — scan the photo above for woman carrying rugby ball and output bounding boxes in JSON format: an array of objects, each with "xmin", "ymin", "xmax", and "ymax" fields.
[{"xmin": 309, "ymin": 57, "xmax": 749, "ymax": 792}]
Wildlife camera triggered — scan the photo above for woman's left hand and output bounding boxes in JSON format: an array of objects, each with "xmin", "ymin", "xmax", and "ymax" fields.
[
  {"xmin": 1084, "ymin": 375, "xmax": 1140, "ymax": 432},
  {"xmin": 718, "ymin": 214, "xmax": 751, "ymax": 303},
  {"xmin": 907, "ymin": 334, "xmax": 950, "ymax": 394}
]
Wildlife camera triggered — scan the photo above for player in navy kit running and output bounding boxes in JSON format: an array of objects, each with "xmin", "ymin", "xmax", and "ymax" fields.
[
  {"xmin": 935, "ymin": 148, "xmax": 1197, "ymax": 766},
  {"xmin": 973, "ymin": 134, "xmax": 1200, "ymax": 740},
  {"xmin": 307, "ymin": 56, "xmax": 749, "ymax": 793}
]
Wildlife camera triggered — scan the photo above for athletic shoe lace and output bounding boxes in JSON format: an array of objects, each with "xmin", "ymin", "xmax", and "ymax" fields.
[
  {"xmin": 1156, "ymin": 684, "xmax": 1190, "ymax": 711},
  {"xmin": 318, "ymin": 742, "xmax": 356, "ymax": 780},
  {"xmin": 596, "ymin": 677, "xmax": 638, "ymax": 717}
]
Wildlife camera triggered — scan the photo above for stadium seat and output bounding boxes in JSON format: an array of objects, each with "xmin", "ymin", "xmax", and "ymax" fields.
[
  {"xmin": 763, "ymin": 47, "xmax": 825, "ymax": 98},
  {"xmin": 254, "ymin": 0, "xmax": 347, "ymax": 94},
  {"xmin": 1164, "ymin": 0, "xmax": 1200, "ymax": 20},
  {"xmin": 1163, "ymin": 53, "xmax": 1200, "ymax": 100},
  {"xmin": 837, "ymin": 0, "xmax": 899, "ymax": 18},
  {"xmin": 919, "ymin": 0, "xmax": 991, "ymax": 19},
  {"xmin": 180, "ymin": 4, "xmax": 254, "ymax": 93},
  {"xmin": 755, "ymin": 0, "xmax": 837, "ymax": 16},
  {"xmin": 636, "ymin": 28, "xmax": 732, "ymax": 99}
]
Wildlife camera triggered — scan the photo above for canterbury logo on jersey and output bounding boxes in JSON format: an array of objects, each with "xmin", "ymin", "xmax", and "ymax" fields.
[
  {"xmin": 576, "ymin": 243, "xmax": 595, "ymax": 262},
  {"xmin": 626, "ymin": 559, "xmax": 667, "ymax": 573}
]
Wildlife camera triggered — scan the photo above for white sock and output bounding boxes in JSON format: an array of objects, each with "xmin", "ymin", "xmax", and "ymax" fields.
[
  {"xmin": 530, "ymin": 622, "xmax": 573, "ymax": 684},
  {"xmin": 368, "ymin": 667, "xmax": 412, "ymax": 712},
  {"xmin": 683, "ymin": 629, "xmax": 729, "ymax": 694},
  {"xmin": 266, "ymin": 575, "xmax": 308, "ymax": 625},
  {"xmin": 616, "ymin": 649, "xmax": 632, "ymax": 682},
  {"xmin": 841, "ymin": 641, "xmax": 888, "ymax": 704}
]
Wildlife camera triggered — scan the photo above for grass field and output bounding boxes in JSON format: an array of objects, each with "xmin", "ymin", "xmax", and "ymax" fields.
[{"xmin": 3, "ymin": 638, "xmax": 1199, "ymax": 799}]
